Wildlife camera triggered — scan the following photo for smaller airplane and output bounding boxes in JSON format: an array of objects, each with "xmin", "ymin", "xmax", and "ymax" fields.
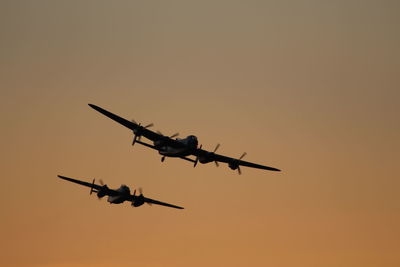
[{"xmin": 57, "ymin": 175, "xmax": 184, "ymax": 209}]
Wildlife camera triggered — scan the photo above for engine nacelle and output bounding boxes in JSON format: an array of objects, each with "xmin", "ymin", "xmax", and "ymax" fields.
[
  {"xmin": 199, "ymin": 155, "xmax": 214, "ymax": 164},
  {"xmin": 131, "ymin": 195, "xmax": 145, "ymax": 207},
  {"xmin": 133, "ymin": 126, "xmax": 144, "ymax": 136},
  {"xmin": 153, "ymin": 137, "xmax": 169, "ymax": 149},
  {"xmin": 229, "ymin": 161, "xmax": 239, "ymax": 170},
  {"xmin": 132, "ymin": 199, "xmax": 144, "ymax": 207},
  {"xmin": 96, "ymin": 185, "xmax": 109, "ymax": 198}
]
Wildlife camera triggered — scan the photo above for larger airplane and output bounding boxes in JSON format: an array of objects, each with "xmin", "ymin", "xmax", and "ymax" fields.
[
  {"xmin": 58, "ymin": 175, "xmax": 184, "ymax": 209},
  {"xmin": 89, "ymin": 104, "xmax": 281, "ymax": 174}
]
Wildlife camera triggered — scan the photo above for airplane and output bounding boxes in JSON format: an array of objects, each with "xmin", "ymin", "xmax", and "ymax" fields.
[
  {"xmin": 88, "ymin": 104, "xmax": 281, "ymax": 175},
  {"xmin": 57, "ymin": 175, "xmax": 184, "ymax": 209}
]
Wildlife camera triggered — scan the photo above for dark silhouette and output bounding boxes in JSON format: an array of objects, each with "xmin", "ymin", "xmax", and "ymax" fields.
[
  {"xmin": 57, "ymin": 175, "xmax": 184, "ymax": 209},
  {"xmin": 88, "ymin": 104, "xmax": 281, "ymax": 174}
]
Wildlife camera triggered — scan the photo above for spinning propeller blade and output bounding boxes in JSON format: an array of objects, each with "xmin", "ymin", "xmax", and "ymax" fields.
[
  {"xmin": 131, "ymin": 120, "xmax": 153, "ymax": 146},
  {"xmin": 213, "ymin": 144, "xmax": 221, "ymax": 167},
  {"xmin": 194, "ymin": 143, "xmax": 221, "ymax": 168},
  {"xmin": 89, "ymin": 178, "xmax": 96, "ymax": 195},
  {"xmin": 194, "ymin": 144, "xmax": 202, "ymax": 167},
  {"xmin": 170, "ymin": 133, "xmax": 179, "ymax": 138},
  {"xmin": 214, "ymin": 143, "xmax": 220, "ymax": 153},
  {"xmin": 237, "ymin": 152, "xmax": 246, "ymax": 175},
  {"xmin": 137, "ymin": 187, "xmax": 151, "ymax": 205},
  {"xmin": 156, "ymin": 130, "xmax": 179, "ymax": 139}
]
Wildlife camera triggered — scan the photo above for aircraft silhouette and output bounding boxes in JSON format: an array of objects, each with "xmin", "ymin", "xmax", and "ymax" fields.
[
  {"xmin": 89, "ymin": 104, "xmax": 281, "ymax": 175},
  {"xmin": 58, "ymin": 175, "xmax": 184, "ymax": 209}
]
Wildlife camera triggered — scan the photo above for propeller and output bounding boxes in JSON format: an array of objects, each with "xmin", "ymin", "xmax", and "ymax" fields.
[
  {"xmin": 138, "ymin": 188, "xmax": 152, "ymax": 206},
  {"xmin": 213, "ymin": 144, "xmax": 220, "ymax": 167},
  {"xmin": 156, "ymin": 130, "xmax": 179, "ymax": 139},
  {"xmin": 132, "ymin": 187, "xmax": 152, "ymax": 206},
  {"xmin": 96, "ymin": 179, "xmax": 108, "ymax": 199},
  {"xmin": 89, "ymin": 178, "xmax": 97, "ymax": 195},
  {"xmin": 170, "ymin": 133, "xmax": 179, "ymax": 138},
  {"xmin": 194, "ymin": 144, "xmax": 202, "ymax": 167},
  {"xmin": 237, "ymin": 152, "xmax": 247, "ymax": 175},
  {"xmin": 131, "ymin": 119, "xmax": 154, "ymax": 146},
  {"xmin": 213, "ymin": 143, "xmax": 220, "ymax": 153},
  {"xmin": 132, "ymin": 187, "xmax": 144, "ymax": 197},
  {"xmin": 194, "ymin": 143, "xmax": 220, "ymax": 168}
]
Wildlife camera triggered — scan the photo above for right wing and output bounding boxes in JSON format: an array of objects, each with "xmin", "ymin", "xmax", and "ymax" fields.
[
  {"xmin": 57, "ymin": 175, "xmax": 118, "ymax": 195},
  {"xmin": 88, "ymin": 104, "xmax": 185, "ymax": 148}
]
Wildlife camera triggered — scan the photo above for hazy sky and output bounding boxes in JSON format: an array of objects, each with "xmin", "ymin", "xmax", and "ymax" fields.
[{"xmin": 1, "ymin": 1, "xmax": 399, "ymax": 266}]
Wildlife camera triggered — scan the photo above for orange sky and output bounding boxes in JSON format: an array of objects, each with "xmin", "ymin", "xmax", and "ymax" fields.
[{"xmin": 1, "ymin": 1, "xmax": 399, "ymax": 266}]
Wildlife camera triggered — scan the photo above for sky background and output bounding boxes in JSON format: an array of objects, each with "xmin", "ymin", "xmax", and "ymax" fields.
[{"xmin": 1, "ymin": 1, "xmax": 399, "ymax": 266}]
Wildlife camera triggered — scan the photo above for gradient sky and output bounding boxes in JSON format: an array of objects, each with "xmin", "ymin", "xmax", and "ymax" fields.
[{"xmin": 1, "ymin": 1, "xmax": 399, "ymax": 266}]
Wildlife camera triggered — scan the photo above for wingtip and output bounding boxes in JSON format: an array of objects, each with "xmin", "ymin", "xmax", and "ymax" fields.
[
  {"xmin": 88, "ymin": 104, "xmax": 107, "ymax": 113},
  {"xmin": 265, "ymin": 167, "xmax": 281, "ymax": 172}
]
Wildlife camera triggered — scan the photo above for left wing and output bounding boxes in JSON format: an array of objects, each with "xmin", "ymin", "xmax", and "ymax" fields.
[
  {"xmin": 193, "ymin": 148, "xmax": 281, "ymax": 172},
  {"xmin": 143, "ymin": 197, "xmax": 184, "ymax": 209}
]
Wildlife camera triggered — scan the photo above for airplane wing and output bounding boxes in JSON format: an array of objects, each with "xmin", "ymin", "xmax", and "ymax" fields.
[
  {"xmin": 143, "ymin": 197, "xmax": 184, "ymax": 209},
  {"xmin": 57, "ymin": 175, "xmax": 119, "ymax": 195},
  {"xmin": 88, "ymin": 104, "xmax": 185, "ymax": 148},
  {"xmin": 193, "ymin": 149, "xmax": 281, "ymax": 172}
]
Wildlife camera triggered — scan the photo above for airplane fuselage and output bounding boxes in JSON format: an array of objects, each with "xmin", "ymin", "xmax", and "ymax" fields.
[
  {"xmin": 107, "ymin": 185, "xmax": 130, "ymax": 204},
  {"xmin": 156, "ymin": 135, "xmax": 198, "ymax": 157},
  {"xmin": 87, "ymin": 103, "xmax": 281, "ymax": 173}
]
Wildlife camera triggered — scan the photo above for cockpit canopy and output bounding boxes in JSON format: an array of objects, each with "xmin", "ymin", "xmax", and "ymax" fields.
[
  {"xmin": 188, "ymin": 135, "xmax": 197, "ymax": 141},
  {"xmin": 117, "ymin": 184, "xmax": 131, "ymax": 194},
  {"xmin": 187, "ymin": 135, "xmax": 198, "ymax": 148}
]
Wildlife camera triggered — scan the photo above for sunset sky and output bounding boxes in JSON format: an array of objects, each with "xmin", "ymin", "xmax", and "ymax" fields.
[{"xmin": 1, "ymin": 1, "xmax": 399, "ymax": 266}]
